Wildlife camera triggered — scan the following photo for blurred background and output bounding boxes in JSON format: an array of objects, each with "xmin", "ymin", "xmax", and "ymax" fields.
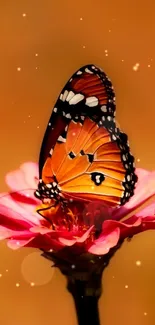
[{"xmin": 0, "ymin": 0, "xmax": 155, "ymax": 324}]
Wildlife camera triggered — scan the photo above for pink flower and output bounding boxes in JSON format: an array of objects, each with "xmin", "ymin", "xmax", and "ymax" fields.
[{"xmin": 0, "ymin": 162, "xmax": 155, "ymax": 255}]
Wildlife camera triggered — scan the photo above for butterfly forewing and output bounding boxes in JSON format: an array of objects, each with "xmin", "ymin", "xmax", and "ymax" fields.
[{"xmin": 39, "ymin": 64, "xmax": 116, "ymax": 177}]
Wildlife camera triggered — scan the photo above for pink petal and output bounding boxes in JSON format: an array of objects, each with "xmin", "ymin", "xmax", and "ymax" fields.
[
  {"xmin": 0, "ymin": 226, "xmax": 13, "ymax": 239},
  {"xmin": 76, "ymin": 226, "xmax": 94, "ymax": 243},
  {"xmin": 25, "ymin": 235, "xmax": 64, "ymax": 251},
  {"xmin": 135, "ymin": 168, "xmax": 150, "ymax": 179},
  {"xmin": 20, "ymin": 162, "xmax": 39, "ymax": 188},
  {"xmin": 88, "ymin": 227, "xmax": 120, "ymax": 255},
  {"xmin": 30, "ymin": 226, "xmax": 54, "ymax": 235},
  {"xmin": 6, "ymin": 162, "xmax": 39, "ymax": 191},
  {"xmin": 7, "ymin": 237, "xmax": 35, "ymax": 250},
  {"xmin": 135, "ymin": 202, "xmax": 155, "ymax": 218},
  {"xmin": 113, "ymin": 169, "xmax": 155, "ymax": 220},
  {"xmin": 100, "ymin": 216, "xmax": 155, "ymax": 241},
  {"xmin": 58, "ymin": 226, "xmax": 94, "ymax": 246},
  {"xmin": 0, "ymin": 194, "xmax": 42, "ymax": 225},
  {"xmin": 58, "ymin": 237, "xmax": 77, "ymax": 246}
]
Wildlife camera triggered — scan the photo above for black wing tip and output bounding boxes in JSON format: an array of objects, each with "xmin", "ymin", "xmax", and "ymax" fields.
[{"xmin": 74, "ymin": 63, "xmax": 104, "ymax": 74}]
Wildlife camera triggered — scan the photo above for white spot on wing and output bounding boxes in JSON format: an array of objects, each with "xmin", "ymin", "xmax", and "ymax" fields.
[
  {"xmin": 85, "ymin": 67, "xmax": 93, "ymax": 74},
  {"xmin": 69, "ymin": 94, "xmax": 84, "ymax": 105},
  {"xmin": 66, "ymin": 113, "xmax": 71, "ymax": 119},
  {"xmin": 77, "ymin": 70, "xmax": 82, "ymax": 75},
  {"xmin": 49, "ymin": 148, "xmax": 53, "ymax": 155},
  {"xmin": 112, "ymin": 134, "xmax": 117, "ymax": 141},
  {"xmin": 101, "ymin": 105, "xmax": 107, "ymax": 112},
  {"xmin": 127, "ymin": 175, "xmax": 131, "ymax": 181},
  {"xmin": 86, "ymin": 96, "xmax": 98, "ymax": 107},
  {"xmin": 53, "ymin": 107, "xmax": 57, "ymax": 113},
  {"xmin": 62, "ymin": 90, "xmax": 68, "ymax": 102},
  {"xmin": 60, "ymin": 93, "xmax": 63, "ymax": 100},
  {"xmin": 58, "ymin": 135, "xmax": 66, "ymax": 143},
  {"xmin": 46, "ymin": 184, "xmax": 52, "ymax": 188},
  {"xmin": 66, "ymin": 91, "xmax": 75, "ymax": 102}
]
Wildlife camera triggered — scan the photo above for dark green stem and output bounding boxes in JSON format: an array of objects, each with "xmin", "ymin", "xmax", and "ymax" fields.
[{"xmin": 67, "ymin": 272, "xmax": 102, "ymax": 325}]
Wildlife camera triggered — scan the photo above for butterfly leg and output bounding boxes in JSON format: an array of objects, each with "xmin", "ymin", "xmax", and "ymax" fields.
[{"xmin": 36, "ymin": 202, "xmax": 59, "ymax": 230}]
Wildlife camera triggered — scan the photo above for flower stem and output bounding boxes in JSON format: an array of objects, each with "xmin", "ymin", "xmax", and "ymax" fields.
[
  {"xmin": 67, "ymin": 271, "xmax": 102, "ymax": 325},
  {"xmin": 41, "ymin": 242, "xmax": 124, "ymax": 325}
]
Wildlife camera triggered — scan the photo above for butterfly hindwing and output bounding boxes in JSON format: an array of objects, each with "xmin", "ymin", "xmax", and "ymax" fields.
[{"xmin": 41, "ymin": 117, "xmax": 137, "ymax": 206}]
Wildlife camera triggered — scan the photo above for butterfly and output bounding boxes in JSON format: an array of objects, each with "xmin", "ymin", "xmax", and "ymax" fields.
[{"xmin": 34, "ymin": 64, "xmax": 137, "ymax": 209}]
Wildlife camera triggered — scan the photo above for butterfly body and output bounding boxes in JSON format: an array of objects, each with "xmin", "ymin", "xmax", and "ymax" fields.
[{"xmin": 35, "ymin": 64, "xmax": 138, "ymax": 209}]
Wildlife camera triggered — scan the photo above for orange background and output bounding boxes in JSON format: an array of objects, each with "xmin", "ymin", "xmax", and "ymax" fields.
[{"xmin": 0, "ymin": 1, "xmax": 155, "ymax": 324}]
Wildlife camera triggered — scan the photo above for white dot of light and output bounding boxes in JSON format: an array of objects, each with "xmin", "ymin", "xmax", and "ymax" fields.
[
  {"xmin": 35, "ymin": 53, "xmax": 38, "ymax": 57},
  {"xmin": 105, "ymin": 49, "xmax": 108, "ymax": 53},
  {"xmin": 83, "ymin": 45, "xmax": 86, "ymax": 49},
  {"xmin": 37, "ymin": 126, "xmax": 40, "ymax": 129},
  {"xmin": 133, "ymin": 63, "xmax": 140, "ymax": 71},
  {"xmin": 22, "ymin": 13, "xmax": 27, "ymax": 17},
  {"xmin": 136, "ymin": 260, "xmax": 141, "ymax": 266},
  {"xmin": 80, "ymin": 17, "xmax": 83, "ymax": 21},
  {"xmin": 148, "ymin": 64, "xmax": 151, "ymax": 68},
  {"xmin": 17, "ymin": 67, "xmax": 21, "ymax": 72},
  {"xmin": 6, "ymin": 269, "xmax": 8, "ymax": 272},
  {"xmin": 21, "ymin": 251, "xmax": 54, "ymax": 286},
  {"xmin": 121, "ymin": 59, "xmax": 124, "ymax": 62},
  {"xmin": 137, "ymin": 158, "xmax": 140, "ymax": 162},
  {"xmin": 144, "ymin": 312, "xmax": 147, "ymax": 316},
  {"xmin": 36, "ymin": 67, "xmax": 38, "ymax": 70},
  {"xmin": 0, "ymin": 274, "xmax": 2, "ymax": 278},
  {"xmin": 16, "ymin": 283, "xmax": 20, "ymax": 287},
  {"xmin": 30, "ymin": 282, "xmax": 35, "ymax": 287},
  {"xmin": 125, "ymin": 285, "xmax": 128, "ymax": 289},
  {"xmin": 108, "ymin": 29, "xmax": 111, "ymax": 32}
]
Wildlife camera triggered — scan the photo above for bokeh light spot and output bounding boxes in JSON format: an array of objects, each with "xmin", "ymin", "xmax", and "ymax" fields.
[{"xmin": 21, "ymin": 251, "xmax": 54, "ymax": 286}]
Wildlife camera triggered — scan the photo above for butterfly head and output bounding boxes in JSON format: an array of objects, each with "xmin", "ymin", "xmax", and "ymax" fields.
[{"xmin": 34, "ymin": 179, "xmax": 62, "ymax": 204}]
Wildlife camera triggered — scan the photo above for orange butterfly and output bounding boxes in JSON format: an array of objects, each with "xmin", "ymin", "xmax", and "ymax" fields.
[{"xmin": 35, "ymin": 64, "xmax": 137, "ymax": 209}]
